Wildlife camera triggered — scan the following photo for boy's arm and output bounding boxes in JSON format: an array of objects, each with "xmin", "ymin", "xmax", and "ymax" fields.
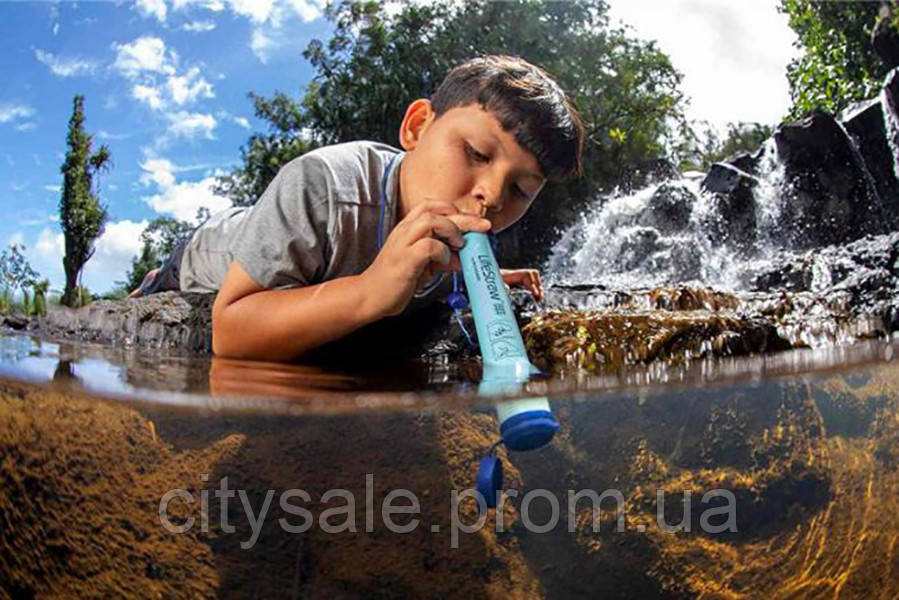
[
  {"xmin": 213, "ymin": 201, "xmax": 491, "ymax": 362},
  {"xmin": 211, "ymin": 262, "xmax": 378, "ymax": 361}
]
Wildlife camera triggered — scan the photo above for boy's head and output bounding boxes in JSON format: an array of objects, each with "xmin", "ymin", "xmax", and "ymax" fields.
[{"xmin": 398, "ymin": 55, "xmax": 584, "ymax": 232}]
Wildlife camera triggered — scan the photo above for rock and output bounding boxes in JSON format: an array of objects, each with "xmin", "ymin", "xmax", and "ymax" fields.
[
  {"xmin": 841, "ymin": 97, "xmax": 899, "ymax": 216},
  {"xmin": 700, "ymin": 164, "xmax": 757, "ymax": 253},
  {"xmin": 749, "ymin": 231, "xmax": 899, "ymax": 336},
  {"xmin": 638, "ymin": 182, "xmax": 693, "ymax": 234},
  {"xmin": 873, "ymin": 2, "xmax": 899, "ymax": 70},
  {"xmin": 2, "ymin": 314, "xmax": 29, "ymax": 331},
  {"xmin": 701, "ymin": 162, "xmax": 752, "ymax": 194},
  {"xmin": 35, "ymin": 292, "xmax": 216, "ymax": 354},
  {"xmin": 774, "ymin": 111, "xmax": 888, "ymax": 248}
]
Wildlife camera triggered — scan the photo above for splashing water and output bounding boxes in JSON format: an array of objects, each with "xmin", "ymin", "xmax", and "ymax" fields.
[{"xmin": 546, "ymin": 139, "xmax": 790, "ymax": 292}]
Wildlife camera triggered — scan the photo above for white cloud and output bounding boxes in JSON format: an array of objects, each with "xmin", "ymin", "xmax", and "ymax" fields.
[
  {"xmin": 173, "ymin": 0, "xmax": 225, "ymax": 11},
  {"xmin": 229, "ymin": 0, "xmax": 275, "ymax": 23},
  {"xmin": 140, "ymin": 157, "xmax": 176, "ymax": 188},
  {"xmin": 217, "ymin": 110, "xmax": 251, "ymax": 129},
  {"xmin": 8, "ymin": 232, "xmax": 25, "ymax": 247},
  {"xmin": 18, "ymin": 211, "xmax": 56, "ymax": 227},
  {"xmin": 43, "ymin": 185, "xmax": 60, "ymax": 193},
  {"xmin": 34, "ymin": 49, "xmax": 97, "ymax": 77},
  {"xmin": 112, "ymin": 36, "xmax": 176, "ymax": 78},
  {"xmin": 606, "ymin": 0, "xmax": 798, "ymax": 131},
  {"xmin": 81, "ymin": 220, "xmax": 151, "ymax": 289},
  {"xmin": 132, "ymin": 84, "xmax": 165, "ymax": 110},
  {"xmin": 0, "ymin": 104, "xmax": 35, "ymax": 124},
  {"xmin": 165, "ymin": 111, "xmax": 217, "ymax": 140},
  {"xmin": 139, "ymin": 152, "xmax": 232, "ymax": 222},
  {"xmin": 250, "ymin": 28, "xmax": 274, "ymax": 63},
  {"xmin": 285, "ymin": 0, "xmax": 322, "ymax": 22},
  {"xmin": 136, "ymin": 0, "xmax": 168, "ymax": 22},
  {"xmin": 35, "ymin": 227, "xmax": 63, "ymax": 259},
  {"xmin": 97, "ymin": 130, "xmax": 130, "ymax": 141},
  {"xmin": 166, "ymin": 67, "xmax": 214, "ymax": 106},
  {"xmin": 144, "ymin": 177, "xmax": 231, "ymax": 222},
  {"xmin": 113, "ymin": 37, "xmax": 215, "ymax": 113},
  {"xmin": 182, "ymin": 20, "xmax": 217, "ymax": 32},
  {"xmin": 15, "ymin": 122, "xmax": 38, "ymax": 132}
]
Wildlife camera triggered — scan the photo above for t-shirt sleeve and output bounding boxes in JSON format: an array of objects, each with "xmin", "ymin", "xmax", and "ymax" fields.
[{"xmin": 231, "ymin": 154, "xmax": 333, "ymax": 289}]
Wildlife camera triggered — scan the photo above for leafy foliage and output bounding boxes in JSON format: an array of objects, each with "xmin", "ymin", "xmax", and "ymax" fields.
[
  {"xmin": 30, "ymin": 279, "xmax": 49, "ymax": 317},
  {"xmin": 59, "ymin": 95, "xmax": 110, "ymax": 307},
  {"xmin": 122, "ymin": 216, "xmax": 195, "ymax": 292},
  {"xmin": 0, "ymin": 244, "xmax": 39, "ymax": 315},
  {"xmin": 682, "ymin": 122, "xmax": 775, "ymax": 171},
  {"xmin": 216, "ymin": 0, "xmax": 690, "ymax": 260},
  {"xmin": 779, "ymin": 0, "xmax": 890, "ymax": 119}
]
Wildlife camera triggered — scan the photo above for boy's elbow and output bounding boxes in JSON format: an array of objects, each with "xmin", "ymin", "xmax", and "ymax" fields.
[{"xmin": 211, "ymin": 293, "xmax": 237, "ymax": 357}]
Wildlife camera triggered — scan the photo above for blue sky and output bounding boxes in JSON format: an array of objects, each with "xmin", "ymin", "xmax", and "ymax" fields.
[{"xmin": 0, "ymin": 0, "xmax": 797, "ymax": 295}]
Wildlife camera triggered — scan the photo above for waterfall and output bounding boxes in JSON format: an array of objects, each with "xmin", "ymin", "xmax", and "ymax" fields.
[{"xmin": 546, "ymin": 139, "xmax": 790, "ymax": 292}]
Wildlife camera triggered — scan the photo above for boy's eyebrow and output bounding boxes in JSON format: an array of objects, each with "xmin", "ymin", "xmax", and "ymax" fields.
[{"xmin": 482, "ymin": 130, "xmax": 544, "ymax": 182}]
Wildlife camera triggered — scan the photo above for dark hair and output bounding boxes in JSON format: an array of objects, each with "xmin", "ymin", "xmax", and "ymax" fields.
[{"xmin": 431, "ymin": 55, "xmax": 584, "ymax": 182}]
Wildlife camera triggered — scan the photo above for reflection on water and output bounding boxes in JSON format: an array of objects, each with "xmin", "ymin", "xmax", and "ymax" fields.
[{"xmin": 0, "ymin": 332, "xmax": 896, "ymax": 415}]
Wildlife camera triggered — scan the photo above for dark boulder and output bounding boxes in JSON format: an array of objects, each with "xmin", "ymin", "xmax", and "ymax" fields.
[
  {"xmin": 774, "ymin": 112, "xmax": 888, "ymax": 248},
  {"xmin": 700, "ymin": 163, "xmax": 757, "ymax": 253},
  {"xmin": 873, "ymin": 2, "xmax": 899, "ymax": 70},
  {"xmin": 638, "ymin": 182, "xmax": 693, "ymax": 234},
  {"xmin": 2, "ymin": 313, "xmax": 29, "ymax": 331},
  {"xmin": 841, "ymin": 98, "xmax": 899, "ymax": 218}
]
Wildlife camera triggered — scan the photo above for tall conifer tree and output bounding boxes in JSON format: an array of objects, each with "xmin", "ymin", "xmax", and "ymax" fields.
[{"xmin": 59, "ymin": 95, "xmax": 110, "ymax": 306}]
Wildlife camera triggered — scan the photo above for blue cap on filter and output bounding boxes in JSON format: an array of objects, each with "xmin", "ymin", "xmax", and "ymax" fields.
[
  {"xmin": 499, "ymin": 410, "xmax": 560, "ymax": 451},
  {"xmin": 475, "ymin": 455, "xmax": 503, "ymax": 509}
]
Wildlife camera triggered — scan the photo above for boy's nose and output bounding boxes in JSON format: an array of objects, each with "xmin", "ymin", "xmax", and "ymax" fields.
[{"xmin": 458, "ymin": 196, "xmax": 488, "ymax": 218}]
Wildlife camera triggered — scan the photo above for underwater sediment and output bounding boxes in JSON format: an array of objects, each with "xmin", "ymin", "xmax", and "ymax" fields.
[{"xmin": 2, "ymin": 360, "xmax": 899, "ymax": 599}]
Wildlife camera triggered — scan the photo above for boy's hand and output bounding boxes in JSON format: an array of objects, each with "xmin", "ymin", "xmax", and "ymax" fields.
[
  {"xmin": 501, "ymin": 268, "xmax": 544, "ymax": 302},
  {"xmin": 361, "ymin": 200, "xmax": 491, "ymax": 317}
]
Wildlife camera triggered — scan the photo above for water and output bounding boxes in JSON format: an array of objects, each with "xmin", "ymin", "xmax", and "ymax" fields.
[
  {"xmin": 4, "ymin": 68, "xmax": 899, "ymax": 599},
  {"xmin": 2, "ymin": 331, "xmax": 899, "ymax": 598}
]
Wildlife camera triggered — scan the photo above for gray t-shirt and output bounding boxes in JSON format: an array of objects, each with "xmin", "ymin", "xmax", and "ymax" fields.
[{"xmin": 179, "ymin": 140, "xmax": 448, "ymax": 307}]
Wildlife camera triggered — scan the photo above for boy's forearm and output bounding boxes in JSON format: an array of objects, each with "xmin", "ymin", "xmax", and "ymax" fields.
[{"xmin": 212, "ymin": 274, "xmax": 381, "ymax": 361}]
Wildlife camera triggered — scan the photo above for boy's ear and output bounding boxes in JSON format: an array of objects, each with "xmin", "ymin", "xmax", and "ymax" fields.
[{"xmin": 399, "ymin": 99, "xmax": 435, "ymax": 151}]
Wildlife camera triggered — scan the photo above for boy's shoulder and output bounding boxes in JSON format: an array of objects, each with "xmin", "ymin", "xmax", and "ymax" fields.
[{"xmin": 281, "ymin": 140, "xmax": 401, "ymax": 185}]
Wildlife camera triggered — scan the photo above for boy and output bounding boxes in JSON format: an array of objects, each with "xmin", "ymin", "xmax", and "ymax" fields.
[{"xmin": 134, "ymin": 55, "xmax": 584, "ymax": 361}]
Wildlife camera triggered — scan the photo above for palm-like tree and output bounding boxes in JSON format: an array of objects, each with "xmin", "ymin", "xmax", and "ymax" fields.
[{"xmin": 89, "ymin": 144, "xmax": 112, "ymax": 197}]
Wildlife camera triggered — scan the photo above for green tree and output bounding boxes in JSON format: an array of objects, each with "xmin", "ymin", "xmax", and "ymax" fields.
[
  {"xmin": 59, "ymin": 95, "xmax": 110, "ymax": 307},
  {"xmin": 122, "ymin": 216, "xmax": 195, "ymax": 292},
  {"xmin": 30, "ymin": 279, "xmax": 49, "ymax": 317},
  {"xmin": 682, "ymin": 122, "xmax": 774, "ymax": 171},
  {"xmin": 0, "ymin": 244, "xmax": 39, "ymax": 314},
  {"xmin": 217, "ymin": 0, "xmax": 690, "ymax": 260},
  {"xmin": 779, "ymin": 0, "xmax": 893, "ymax": 119}
]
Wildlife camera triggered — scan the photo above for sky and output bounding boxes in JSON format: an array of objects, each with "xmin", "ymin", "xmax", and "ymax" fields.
[{"xmin": 0, "ymin": 0, "xmax": 799, "ymax": 295}]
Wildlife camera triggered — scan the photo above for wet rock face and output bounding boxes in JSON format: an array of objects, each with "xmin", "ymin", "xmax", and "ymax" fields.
[
  {"xmin": 774, "ymin": 112, "xmax": 886, "ymax": 248},
  {"xmin": 873, "ymin": 1, "xmax": 899, "ymax": 70},
  {"xmin": 842, "ymin": 98, "xmax": 899, "ymax": 210},
  {"xmin": 750, "ymin": 231, "xmax": 899, "ymax": 330},
  {"xmin": 699, "ymin": 164, "xmax": 757, "ymax": 253}
]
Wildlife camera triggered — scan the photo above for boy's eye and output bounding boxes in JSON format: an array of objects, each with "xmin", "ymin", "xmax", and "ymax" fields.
[{"xmin": 465, "ymin": 142, "xmax": 489, "ymax": 163}]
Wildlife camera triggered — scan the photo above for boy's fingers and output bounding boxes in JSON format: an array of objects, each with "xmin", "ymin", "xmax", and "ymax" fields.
[
  {"xmin": 402, "ymin": 200, "xmax": 458, "ymax": 222},
  {"xmin": 405, "ymin": 213, "xmax": 465, "ymax": 250},
  {"xmin": 411, "ymin": 237, "xmax": 452, "ymax": 267},
  {"xmin": 446, "ymin": 213, "xmax": 492, "ymax": 234}
]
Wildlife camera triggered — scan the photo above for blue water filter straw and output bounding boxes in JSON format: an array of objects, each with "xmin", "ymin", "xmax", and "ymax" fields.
[{"xmin": 457, "ymin": 231, "xmax": 560, "ymax": 508}]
